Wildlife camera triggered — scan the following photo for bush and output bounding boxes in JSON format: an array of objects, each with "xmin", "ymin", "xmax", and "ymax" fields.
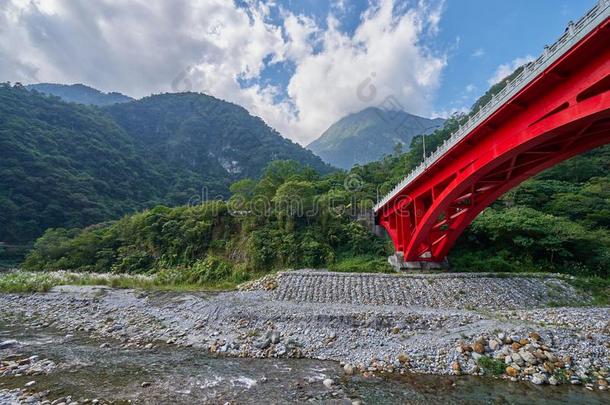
[
  {"xmin": 452, "ymin": 206, "xmax": 610, "ymax": 277},
  {"xmin": 155, "ymin": 255, "xmax": 233, "ymax": 285},
  {"xmin": 477, "ymin": 356, "xmax": 506, "ymax": 376},
  {"xmin": 330, "ymin": 255, "xmax": 393, "ymax": 273}
]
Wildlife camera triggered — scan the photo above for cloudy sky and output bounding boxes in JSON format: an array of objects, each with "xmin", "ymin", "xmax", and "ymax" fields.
[{"xmin": 0, "ymin": 0, "xmax": 592, "ymax": 145}]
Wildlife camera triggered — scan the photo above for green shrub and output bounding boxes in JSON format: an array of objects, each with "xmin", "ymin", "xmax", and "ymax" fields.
[
  {"xmin": 566, "ymin": 276, "xmax": 610, "ymax": 306},
  {"xmin": 330, "ymin": 255, "xmax": 393, "ymax": 273},
  {"xmin": 155, "ymin": 255, "xmax": 233, "ymax": 285},
  {"xmin": 477, "ymin": 356, "xmax": 506, "ymax": 376}
]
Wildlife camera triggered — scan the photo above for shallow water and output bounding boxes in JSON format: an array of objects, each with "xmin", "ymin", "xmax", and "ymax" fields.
[{"xmin": 0, "ymin": 321, "xmax": 606, "ymax": 404}]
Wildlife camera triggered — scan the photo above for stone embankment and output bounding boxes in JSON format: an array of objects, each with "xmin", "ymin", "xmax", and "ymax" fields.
[
  {"xmin": 0, "ymin": 270, "xmax": 608, "ymax": 396},
  {"xmin": 271, "ymin": 270, "xmax": 590, "ymax": 308}
]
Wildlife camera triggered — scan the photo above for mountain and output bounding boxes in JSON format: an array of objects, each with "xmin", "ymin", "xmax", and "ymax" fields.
[
  {"xmin": 0, "ymin": 84, "xmax": 331, "ymax": 243},
  {"xmin": 308, "ymin": 107, "xmax": 444, "ymax": 169},
  {"xmin": 26, "ymin": 83, "xmax": 134, "ymax": 106},
  {"xmin": 103, "ymin": 92, "xmax": 331, "ymax": 188}
]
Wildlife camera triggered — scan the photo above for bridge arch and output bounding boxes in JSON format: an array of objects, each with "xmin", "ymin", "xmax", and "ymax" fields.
[
  {"xmin": 375, "ymin": 4, "xmax": 610, "ymax": 263},
  {"xmin": 404, "ymin": 106, "xmax": 610, "ymax": 262}
]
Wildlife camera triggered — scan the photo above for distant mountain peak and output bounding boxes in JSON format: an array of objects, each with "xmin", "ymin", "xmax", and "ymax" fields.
[
  {"xmin": 308, "ymin": 107, "xmax": 444, "ymax": 169},
  {"xmin": 26, "ymin": 83, "xmax": 134, "ymax": 106}
]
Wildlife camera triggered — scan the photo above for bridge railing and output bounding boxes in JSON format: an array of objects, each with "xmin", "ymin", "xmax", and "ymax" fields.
[{"xmin": 374, "ymin": 0, "xmax": 610, "ymax": 212}]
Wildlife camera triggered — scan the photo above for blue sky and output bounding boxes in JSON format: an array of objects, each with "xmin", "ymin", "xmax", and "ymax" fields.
[
  {"xmin": 257, "ymin": 0, "xmax": 592, "ymax": 117},
  {"xmin": 0, "ymin": 0, "xmax": 596, "ymax": 144},
  {"xmin": 431, "ymin": 0, "xmax": 592, "ymax": 114}
]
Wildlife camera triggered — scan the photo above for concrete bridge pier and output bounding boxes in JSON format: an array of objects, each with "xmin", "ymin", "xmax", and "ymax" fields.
[{"xmin": 388, "ymin": 252, "xmax": 449, "ymax": 272}]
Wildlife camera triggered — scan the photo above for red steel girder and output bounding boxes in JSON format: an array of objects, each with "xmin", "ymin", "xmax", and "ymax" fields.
[{"xmin": 376, "ymin": 13, "xmax": 610, "ymax": 263}]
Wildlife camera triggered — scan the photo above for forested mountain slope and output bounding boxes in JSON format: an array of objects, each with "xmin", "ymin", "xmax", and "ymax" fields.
[
  {"xmin": 308, "ymin": 107, "xmax": 444, "ymax": 169},
  {"xmin": 104, "ymin": 92, "xmax": 331, "ymax": 186},
  {"xmin": 0, "ymin": 84, "xmax": 331, "ymax": 243}
]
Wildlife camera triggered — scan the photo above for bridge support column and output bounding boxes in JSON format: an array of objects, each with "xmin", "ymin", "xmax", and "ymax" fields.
[{"xmin": 388, "ymin": 252, "xmax": 449, "ymax": 272}]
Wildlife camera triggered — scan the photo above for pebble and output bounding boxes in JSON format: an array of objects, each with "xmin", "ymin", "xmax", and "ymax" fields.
[
  {"xmin": 0, "ymin": 340, "xmax": 18, "ymax": 349},
  {"xmin": 531, "ymin": 373, "xmax": 546, "ymax": 385},
  {"xmin": 473, "ymin": 342, "xmax": 485, "ymax": 354},
  {"xmin": 255, "ymin": 338, "xmax": 271, "ymax": 350}
]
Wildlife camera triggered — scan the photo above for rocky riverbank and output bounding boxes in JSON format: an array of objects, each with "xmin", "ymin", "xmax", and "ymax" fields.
[
  {"xmin": 0, "ymin": 388, "xmax": 47, "ymax": 404},
  {"xmin": 1, "ymin": 270, "xmax": 609, "ymax": 398}
]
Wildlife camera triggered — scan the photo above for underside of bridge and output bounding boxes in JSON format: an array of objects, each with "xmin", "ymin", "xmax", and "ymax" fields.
[{"xmin": 376, "ymin": 8, "xmax": 610, "ymax": 266}]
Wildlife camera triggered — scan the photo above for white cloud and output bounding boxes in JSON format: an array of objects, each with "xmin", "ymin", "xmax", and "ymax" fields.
[
  {"xmin": 282, "ymin": 0, "xmax": 446, "ymax": 144},
  {"xmin": 432, "ymin": 105, "xmax": 469, "ymax": 119},
  {"xmin": 332, "ymin": 0, "xmax": 349, "ymax": 13},
  {"xmin": 488, "ymin": 55, "xmax": 534, "ymax": 86},
  {"xmin": 0, "ymin": 0, "xmax": 446, "ymax": 145},
  {"xmin": 471, "ymin": 48, "xmax": 484, "ymax": 58}
]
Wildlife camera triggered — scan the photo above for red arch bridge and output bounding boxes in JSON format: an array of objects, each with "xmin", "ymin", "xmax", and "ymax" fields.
[{"xmin": 374, "ymin": 0, "xmax": 610, "ymax": 270}]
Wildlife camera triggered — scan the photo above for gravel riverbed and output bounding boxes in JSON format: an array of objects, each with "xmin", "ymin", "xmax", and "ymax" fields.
[{"xmin": 1, "ymin": 270, "xmax": 609, "ymax": 400}]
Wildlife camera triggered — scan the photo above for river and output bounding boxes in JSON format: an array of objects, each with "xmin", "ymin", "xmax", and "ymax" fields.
[{"xmin": 1, "ymin": 319, "xmax": 607, "ymax": 404}]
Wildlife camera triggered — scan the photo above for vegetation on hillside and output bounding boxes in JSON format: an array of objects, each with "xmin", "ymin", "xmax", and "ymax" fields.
[
  {"xmin": 0, "ymin": 84, "xmax": 331, "ymax": 244},
  {"xmin": 0, "ymin": 83, "xmax": 166, "ymax": 243},
  {"xmin": 104, "ymin": 92, "xmax": 332, "ymax": 199},
  {"xmin": 22, "ymin": 136, "xmax": 610, "ymax": 282},
  {"xmin": 22, "ymin": 160, "xmax": 388, "ymax": 282}
]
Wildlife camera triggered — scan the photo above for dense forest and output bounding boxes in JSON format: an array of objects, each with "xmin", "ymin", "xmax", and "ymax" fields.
[
  {"xmin": 0, "ymin": 84, "xmax": 331, "ymax": 244},
  {"xmin": 104, "ymin": 92, "xmax": 332, "ymax": 192},
  {"xmin": 22, "ymin": 160, "xmax": 387, "ymax": 281}
]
